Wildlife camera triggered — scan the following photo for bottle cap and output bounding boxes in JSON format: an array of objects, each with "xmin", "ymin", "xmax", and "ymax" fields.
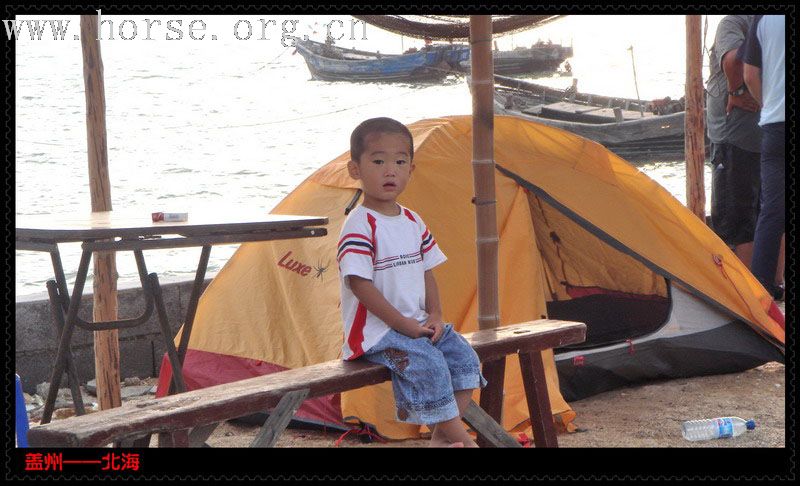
[{"xmin": 746, "ymin": 420, "xmax": 756, "ymax": 430}]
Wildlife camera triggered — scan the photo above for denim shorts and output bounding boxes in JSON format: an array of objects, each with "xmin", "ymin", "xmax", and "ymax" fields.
[{"xmin": 363, "ymin": 324, "xmax": 488, "ymax": 426}]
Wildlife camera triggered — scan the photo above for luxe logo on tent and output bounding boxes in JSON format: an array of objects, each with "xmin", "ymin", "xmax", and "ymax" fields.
[{"xmin": 277, "ymin": 251, "xmax": 314, "ymax": 277}]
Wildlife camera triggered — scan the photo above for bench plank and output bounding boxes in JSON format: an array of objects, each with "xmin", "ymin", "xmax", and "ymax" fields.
[{"xmin": 27, "ymin": 319, "xmax": 585, "ymax": 447}]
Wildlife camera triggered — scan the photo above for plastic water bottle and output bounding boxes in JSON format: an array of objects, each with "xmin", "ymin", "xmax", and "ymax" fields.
[{"xmin": 681, "ymin": 417, "xmax": 756, "ymax": 441}]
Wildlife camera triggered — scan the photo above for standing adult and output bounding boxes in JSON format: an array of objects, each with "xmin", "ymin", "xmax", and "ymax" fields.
[
  {"xmin": 706, "ymin": 15, "xmax": 761, "ymax": 268},
  {"xmin": 741, "ymin": 15, "xmax": 785, "ymax": 300}
]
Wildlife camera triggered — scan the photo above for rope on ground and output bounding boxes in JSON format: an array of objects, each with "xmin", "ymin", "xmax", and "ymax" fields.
[{"xmin": 256, "ymin": 46, "xmax": 291, "ymax": 72}]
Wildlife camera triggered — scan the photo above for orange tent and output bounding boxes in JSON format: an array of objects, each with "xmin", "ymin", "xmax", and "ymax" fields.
[{"xmin": 158, "ymin": 116, "xmax": 783, "ymax": 438}]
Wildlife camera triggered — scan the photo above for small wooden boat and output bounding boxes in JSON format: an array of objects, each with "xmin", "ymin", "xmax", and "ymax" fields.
[
  {"xmin": 456, "ymin": 43, "xmax": 574, "ymax": 76},
  {"xmin": 492, "ymin": 74, "xmax": 689, "ymax": 162},
  {"xmin": 295, "ymin": 39, "xmax": 462, "ymax": 82},
  {"xmin": 295, "ymin": 39, "xmax": 574, "ymax": 82}
]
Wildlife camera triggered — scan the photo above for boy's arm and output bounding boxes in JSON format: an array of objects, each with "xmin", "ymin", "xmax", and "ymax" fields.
[
  {"xmin": 422, "ymin": 270, "xmax": 445, "ymax": 342},
  {"xmin": 423, "ymin": 270, "xmax": 443, "ymax": 322},
  {"xmin": 348, "ymin": 275, "xmax": 434, "ymax": 339}
]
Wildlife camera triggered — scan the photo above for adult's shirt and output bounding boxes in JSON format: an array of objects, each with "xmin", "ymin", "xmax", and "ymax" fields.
[
  {"xmin": 741, "ymin": 15, "xmax": 785, "ymax": 125},
  {"xmin": 706, "ymin": 15, "xmax": 761, "ymax": 152}
]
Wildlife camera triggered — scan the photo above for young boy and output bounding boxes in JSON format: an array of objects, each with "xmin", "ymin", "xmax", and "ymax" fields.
[{"xmin": 337, "ymin": 117, "xmax": 487, "ymax": 448}]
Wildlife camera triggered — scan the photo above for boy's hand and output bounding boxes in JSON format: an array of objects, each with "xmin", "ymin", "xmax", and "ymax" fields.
[
  {"xmin": 397, "ymin": 317, "xmax": 434, "ymax": 339},
  {"xmin": 423, "ymin": 314, "xmax": 445, "ymax": 343}
]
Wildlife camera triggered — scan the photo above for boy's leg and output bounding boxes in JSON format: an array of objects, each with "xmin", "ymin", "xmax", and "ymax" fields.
[
  {"xmin": 431, "ymin": 389, "xmax": 476, "ymax": 446},
  {"xmin": 429, "ymin": 324, "xmax": 487, "ymax": 447},
  {"xmin": 430, "ymin": 415, "xmax": 476, "ymax": 448},
  {"xmin": 363, "ymin": 329, "xmax": 466, "ymax": 446}
]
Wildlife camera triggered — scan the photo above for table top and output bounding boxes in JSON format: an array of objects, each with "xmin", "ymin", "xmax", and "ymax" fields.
[{"xmin": 16, "ymin": 210, "xmax": 328, "ymax": 243}]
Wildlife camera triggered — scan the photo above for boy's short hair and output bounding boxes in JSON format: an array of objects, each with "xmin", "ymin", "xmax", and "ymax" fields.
[{"xmin": 350, "ymin": 117, "xmax": 414, "ymax": 162}]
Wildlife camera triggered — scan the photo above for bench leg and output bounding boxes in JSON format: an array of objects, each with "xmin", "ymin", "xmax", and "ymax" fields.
[
  {"xmin": 518, "ymin": 351, "xmax": 558, "ymax": 448},
  {"xmin": 477, "ymin": 358, "xmax": 506, "ymax": 448},
  {"xmin": 250, "ymin": 389, "xmax": 310, "ymax": 448},
  {"xmin": 189, "ymin": 423, "xmax": 220, "ymax": 448},
  {"xmin": 462, "ymin": 400, "xmax": 521, "ymax": 448},
  {"xmin": 158, "ymin": 429, "xmax": 190, "ymax": 447},
  {"xmin": 114, "ymin": 435, "xmax": 152, "ymax": 447}
]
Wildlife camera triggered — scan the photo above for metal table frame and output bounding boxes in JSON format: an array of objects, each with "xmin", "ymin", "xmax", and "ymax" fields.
[{"xmin": 16, "ymin": 217, "xmax": 327, "ymax": 425}]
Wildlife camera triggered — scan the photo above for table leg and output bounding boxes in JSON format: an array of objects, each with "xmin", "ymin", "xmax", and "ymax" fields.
[
  {"xmin": 131, "ymin": 250, "xmax": 187, "ymax": 393},
  {"xmin": 169, "ymin": 245, "xmax": 211, "ymax": 395},
  {"xmin": 41, "ymin": 249, "xmax": 93, "ymax": 425},
  {"xmin": 177, "ymin": 245, "xmax": 211, "ymax": 362},
  {"xmin": 518, "ymin": 351, "xmax": 558, "ymax": 448},
  {"xmin": 48, "ymin": 246, "xmax": 87, "ymax": 415},
  {"xmin": 46, "ymin": 280, "xmax": 86, "ymax": 416},
  {"xmin": 149, "ymin": 273, "xmax": 187, "ymax": 393}
]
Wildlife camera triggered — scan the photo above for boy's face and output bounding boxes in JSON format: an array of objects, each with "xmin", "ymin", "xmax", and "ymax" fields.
[{"xmin": 348, "ymin": 131, "xmax": 414, "ymax": 206}]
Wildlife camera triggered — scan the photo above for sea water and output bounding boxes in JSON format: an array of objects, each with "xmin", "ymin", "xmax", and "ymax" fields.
[{"xmin": 14, "ymin": 14, "xmax": 721, "ymax": 296}]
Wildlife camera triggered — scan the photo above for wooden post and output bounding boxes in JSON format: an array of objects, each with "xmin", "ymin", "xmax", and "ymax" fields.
[
  {"xmin": 685, "ymin": 15, "xmax": 706, "ymax": 221},
  {"xmin": 81, "ymin": 15, "xmax": 121, "ymax": 411},
  {"xmin": 469, "ymin": 15, "xmax": 499, "ymax": 333},
  {"xmin": 470, "ymin": 15, "xmax": 504, "ymax": 447}
]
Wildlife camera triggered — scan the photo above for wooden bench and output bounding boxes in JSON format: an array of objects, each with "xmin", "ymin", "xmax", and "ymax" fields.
[{"xmin": 26, "ymin": 319, "xmax": 586, "ymax": 448}]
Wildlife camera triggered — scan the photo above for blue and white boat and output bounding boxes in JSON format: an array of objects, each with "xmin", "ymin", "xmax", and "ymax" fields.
[{"xmin": 295, "ymin": 39, "xmax": 466, "ymax": 82}]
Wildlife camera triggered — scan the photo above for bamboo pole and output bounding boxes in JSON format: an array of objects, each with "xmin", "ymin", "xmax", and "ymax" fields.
[
  {"xmin": 685, "ymin": 15, "xmax": 706, "ymax": 221},
  {"xmin": 470, "ymin": 15, "xmax": 504, "ymax": 446},
  {"xmin": 81, "ymin": 15, "xmax": 121, "ymax": 411},
  {"xmin": 469, "ymin": 15, "xmax": 499, "ymax": 332}
]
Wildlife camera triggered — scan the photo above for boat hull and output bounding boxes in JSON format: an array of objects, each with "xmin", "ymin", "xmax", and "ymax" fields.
[
  {"xmin": 296, "ymin": 40, "xmax": 457, "ymax": 82},
  {"xmin": 492, "ymin": 77, "xmax": 692, "ymax": 162}
]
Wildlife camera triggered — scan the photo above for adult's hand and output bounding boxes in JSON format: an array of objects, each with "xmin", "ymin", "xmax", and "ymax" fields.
[{"xmin": 726, "ymin": 91, "xmax": 759, "ymax": 115}]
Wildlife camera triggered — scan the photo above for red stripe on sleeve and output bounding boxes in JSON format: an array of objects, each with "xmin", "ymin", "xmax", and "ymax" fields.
[{"xmin": 422, "ymin": 239, "xmax": 438, "ymax": 254}]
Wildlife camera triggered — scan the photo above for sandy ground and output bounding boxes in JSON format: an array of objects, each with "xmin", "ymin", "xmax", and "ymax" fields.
[{"xmin": 31, "ymin": 360, "xmax": 786, "ymax": 449}]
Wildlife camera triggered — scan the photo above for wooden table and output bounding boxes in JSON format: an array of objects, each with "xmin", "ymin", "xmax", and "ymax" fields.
[{"xmin": 16, "ymin": 211, "xmax": 327, "ymax": 424}]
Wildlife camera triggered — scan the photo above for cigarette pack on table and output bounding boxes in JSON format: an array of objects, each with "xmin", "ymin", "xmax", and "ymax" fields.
[{"xmin": 151, "ymin": 212, "xmax": 189, "ymax": 223}]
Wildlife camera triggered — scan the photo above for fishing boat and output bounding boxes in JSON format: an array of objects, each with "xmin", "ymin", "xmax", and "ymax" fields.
[
  {"xmin": 294, "ymin": 39, "xmax": 463, "ymax": 82},
  {"xmin": 492, "ymin": 74, "xmax": 689, "ymax": 162},
  {"xmin": 295, "ymin": 39, "xmax": 573, "ymax": 82},
  {"xmin": 454, "ymin": 42, "xmax": 574, "ymax": 76}
]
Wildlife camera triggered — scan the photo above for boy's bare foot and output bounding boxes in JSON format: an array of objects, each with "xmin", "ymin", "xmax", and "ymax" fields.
[{"xmin": 429, "ymin": 439, "xmax": 464, "ymax": 448}]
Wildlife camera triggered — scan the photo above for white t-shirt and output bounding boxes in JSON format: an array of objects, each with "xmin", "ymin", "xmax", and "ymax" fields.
[{"xmin": 338, "ymin": 204, "xmax": 447, "ymax": 360}]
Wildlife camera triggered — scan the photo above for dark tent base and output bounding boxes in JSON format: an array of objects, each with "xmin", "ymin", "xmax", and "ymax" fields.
[{"xmin": 555, "ymin": 320, "xmax": 785, "ymax": 402}]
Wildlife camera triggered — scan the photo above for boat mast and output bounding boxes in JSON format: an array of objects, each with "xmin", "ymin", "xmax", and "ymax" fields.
[{"xmin": 627, "ymin": 45, "xmax": 645, "ymax": 118}]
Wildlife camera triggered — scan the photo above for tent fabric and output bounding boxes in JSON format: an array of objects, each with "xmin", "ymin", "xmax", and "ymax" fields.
[{"xmin": 162, "ymin": 115, "xmax": 784, "ymax": 440}]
